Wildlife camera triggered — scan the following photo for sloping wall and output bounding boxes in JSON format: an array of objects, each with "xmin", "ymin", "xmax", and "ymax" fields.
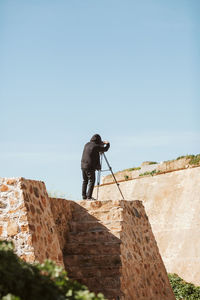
[{"xmin": 94, "ymin": 166, "xmax": 200, "ymax": 285}]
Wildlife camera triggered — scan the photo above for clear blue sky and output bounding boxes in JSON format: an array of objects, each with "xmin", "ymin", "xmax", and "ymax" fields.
[{"xmin": 1, "ymin": 0, "xmax": 199, "ymax": 199}]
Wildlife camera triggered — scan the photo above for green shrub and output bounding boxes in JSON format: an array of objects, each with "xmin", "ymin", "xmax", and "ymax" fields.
[
  {"xmin": 189, "ymin": 154, "xmax": 200, "ymax": 165},
  {"xmin": 176, "ymin": 154, "xmax": 194, "ymax": 160},
  {"xmin": 124, "ymin": 175, "xmax": 129, "ymax": 180},
  {"xmin": 0, "ymin": 241, "xmax": 106, "ymax": 300},
  {"xmin": 122, "ymin": 167, "xmax": 141, "ymax": 172},
  {"xmin": 176, "ymin": 155, "xmax": 189, "ymax": 160},
  {"xmin": 127, "ymin": 167, "xmax": 141, "ymax": 171},
  {"xmin": 148, "ymin": 162, "xmax": 157, "ymax": 165},
  {"xmin": 139, "ymin": 170, "xmax": 157, "ymax": 177},
  {"xmin": 176, "ymin": 154, "xmax": 200, "ymax": 166},
  {"xmin": 168, "ymin": 273, "xmax": 200, "ymax": 300}
]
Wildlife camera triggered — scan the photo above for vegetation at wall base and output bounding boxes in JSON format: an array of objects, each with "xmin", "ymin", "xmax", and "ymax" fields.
[
  {"xmin": 168, "ymin": 273, "xmax": 200, "ymax": 300},
  {"xmin": 1, "ymin": 242, "xmax": 200, "ymax": 299},
  {"xmin": 0, "ymin": 240, "xmax": 106, "ymax": 300}
]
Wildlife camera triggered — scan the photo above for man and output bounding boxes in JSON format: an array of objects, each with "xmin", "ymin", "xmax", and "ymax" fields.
[{"xmin": 81, "ymin": 134, "xmax": 110, "ymax": 200}]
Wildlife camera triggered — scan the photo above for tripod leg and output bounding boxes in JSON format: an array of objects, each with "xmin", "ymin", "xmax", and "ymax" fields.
[
  {"xmin": 103, "ymin": 153, "xmax": 125, "ymax": 200},
  {"xmin": 96, "ymin": 170, "xmax": 101, "ymax": 200},
  {"xmin": 96, "ymin": 153, "xmax": 103, "ymax": 200}
]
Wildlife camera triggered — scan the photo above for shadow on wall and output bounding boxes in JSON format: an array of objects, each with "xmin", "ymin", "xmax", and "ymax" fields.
[
  {"xmin": 50, "ymin": 200, "xmax": 175, "ymax": 300},
  {"xmin": 58, "ymin": 201, "xmax": 122, "ymax": 300}
]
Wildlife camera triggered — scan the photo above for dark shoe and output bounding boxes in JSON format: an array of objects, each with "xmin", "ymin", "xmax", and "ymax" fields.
[
  {"xmin": 82, "ymin": 196, "xmax": 87, "ymax": 200},
  {"xmin": 87, "ymin": 197, "xmax": 96, "ymax": 201}
]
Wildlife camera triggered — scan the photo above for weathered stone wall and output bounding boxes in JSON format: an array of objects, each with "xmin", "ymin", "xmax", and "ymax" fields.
[
  {"xmin": 49, "ymin": 198, "xmax": 73, "ymax": 253},
  {"xmin": 0, "ymin": 177, "xmax": 63, "ymax": 266},
  {"xmin": 0, "ymin": 177, "xmax": 175, "ymax": 299},
  {"xmin": 120, "ymin": 200, "xmax": 173, "ymax": 299},
  {"xmin": 95, "ymin": 166, "xmax": 200, "ymax": 285},
  {"xmin": 63, "ymin": 200, "xmax": 175, "ymax": 300},
  {"xmin": 0, "ymin": 178, "xmax": 35, "ymax": 262},
  {"xmin": 63, "ymin": 200, "xmax": 123, "ymax": 299},
  {"xmin": 102, "ymin": 157, "xmax": 197, "ymax": 184}
]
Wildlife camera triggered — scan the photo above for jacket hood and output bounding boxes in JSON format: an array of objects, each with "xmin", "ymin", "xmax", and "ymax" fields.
[{"xmin": 90, "ymin": 134, "xmax": 102, "ymax": 144}]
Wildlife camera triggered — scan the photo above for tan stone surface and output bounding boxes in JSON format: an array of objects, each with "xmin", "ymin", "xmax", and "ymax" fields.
[
  {"xmin": 120, "ymin": 200, "xmax": 174, "ymax": 300},
  {"xmin": 0, "ymin": 177, "xmax": 176, "ymax": 299},
  {"xmin": 0, "ymin": 184, "xmax": 9, "ymax": 192},
  {"xmin": 102, "ymin": 157, "xmax": 199, "ymax": 184},
  {"xmin": 62, "ymin": 200, "xmax": 175, "ymax": 300},
  {"xmin": 0, "ymin": 177, "xmax": 35, "ymax": 258},
  {"xmin": 157, "ymin": 157, "xmax": 190, "ymax": 172},
  {"xmin": 0, "ymin": 225, "xmax": 3, "ymax": 235},
  {"xmin": 102, "ymin": 170, "xmax": 133, "ymax": 184},
  {"xmin": 7, "ymin": 221, "xmax": 19, "ymax": 236},
  {"xmin": 95, "ymin": 166, "xmax": 200, "ymax": 285},
  {"xmin": 0, "ymin": 177, "xmax": 63, "ymax": 266},
  {"xmin": 20, "ymin": 178, "xmax": 64, "ymax": 266},
  {"xmin": 50, "ymin": 197, "xmax": 73, "ymax": 252}
]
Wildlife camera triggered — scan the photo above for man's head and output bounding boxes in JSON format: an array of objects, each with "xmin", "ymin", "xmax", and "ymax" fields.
[{"xmin": 90, "ymin": 134, "xmax": 102, "ymax": 144}]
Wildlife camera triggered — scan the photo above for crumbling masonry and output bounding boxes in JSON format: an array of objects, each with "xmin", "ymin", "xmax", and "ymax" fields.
[{"xmin": 0, "ymin": 177, "xmax": 175, "ymax": 300}]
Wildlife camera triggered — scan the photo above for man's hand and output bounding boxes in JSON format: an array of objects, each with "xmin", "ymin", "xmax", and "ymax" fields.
[{"xmin": 103, "ymin": 140, "xmax": 109, "ymax": 144}]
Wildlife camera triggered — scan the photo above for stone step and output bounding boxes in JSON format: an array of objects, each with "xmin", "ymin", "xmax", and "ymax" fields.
[
  {"xmin": 68, "ymin": 230, "xmax": 121, "ymax": 243},
  {"xmin": 72, "ymin": 201, "xmax": 118, "ymax": 214},
  {"xmin": 67, "ymin": 265, "xmax": 121, "ymax": 278},
  {"xmin": 72, "ymin": 208, "xmax": 123, "ymax": 222},
  {"xmin": 69, "ymin": 220, "xmax": 122, "ymax": 233},
  {"xmin": 64, "ymin": 254, "xmax": 121, "ymax": 268},
  {"xmin": 63, "ymin": 242, "xmax": 120, "ymax": 255}
]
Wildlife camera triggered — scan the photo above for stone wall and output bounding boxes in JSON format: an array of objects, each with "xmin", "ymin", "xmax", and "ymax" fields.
[
  {"xmin": 95, "ymin": 166, "xmax": 200, "ymax": 285},
  {"xmin": 0, "ymin": 177, "xmax": 63, "ymax": 266},
  {"xmin": 0, "ymin": 177, "xmax": 175, "ymax": 299},
  {"xmin": 50, "ymin": 197, "xmax": 73, "ymax": 253},
  {"xmin": 102, "ymin": 157, "xmax": 197, "ymax": 184},
  {"xmin": 0, "ymin": 178, "xmax": 35, "ymax": 262},
  {"xmin": 63, "ymin": 200, "xmax": 175, "ymax": 300},
  {"xmin": 119, "ymin": 200, "xmax": 174, "ymax": 300}
]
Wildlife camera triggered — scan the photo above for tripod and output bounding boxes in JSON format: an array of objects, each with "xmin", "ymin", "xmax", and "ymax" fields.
[{"xmin": 96, "ymin": 152, "xmax": 124, "ymax": 200}]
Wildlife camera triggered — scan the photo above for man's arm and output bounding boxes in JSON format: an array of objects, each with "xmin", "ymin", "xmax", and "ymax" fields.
[{"xmin": 98, "ymin": 141, "xmax": 110, "ymax": 153}]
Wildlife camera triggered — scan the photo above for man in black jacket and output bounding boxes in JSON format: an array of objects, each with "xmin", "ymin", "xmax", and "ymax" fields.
[{"xmin": 81, "ymin": 134, "xmax": 110, "ymax": 200}]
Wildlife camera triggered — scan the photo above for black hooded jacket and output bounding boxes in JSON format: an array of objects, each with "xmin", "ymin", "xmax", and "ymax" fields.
[{"xmin": 81, "ymin": 134, "xmax": 110, "ymax": 170}]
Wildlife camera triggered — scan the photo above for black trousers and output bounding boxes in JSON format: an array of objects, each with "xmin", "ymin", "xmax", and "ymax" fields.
[{"xmin": 82, "ymin": 169, "xmax": 96, "ymax": 199}]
